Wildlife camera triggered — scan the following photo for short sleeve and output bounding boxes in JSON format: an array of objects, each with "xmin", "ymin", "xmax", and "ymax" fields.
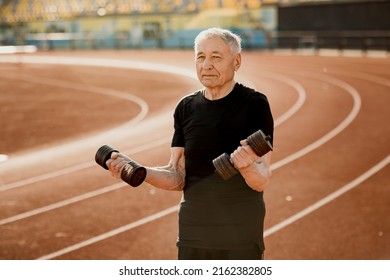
[
  {"xmin": 248, "ymin": 93, "xmax": 274, "ymax": 146},
  {"xmin": 171, "ymin": 100, "xmax": 185, "ymax": 147}
]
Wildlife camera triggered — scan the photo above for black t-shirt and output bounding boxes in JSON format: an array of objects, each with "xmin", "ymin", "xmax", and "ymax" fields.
[{"xmin": 171, "ymin": 83, "xmax": 274, "ymax": 251}]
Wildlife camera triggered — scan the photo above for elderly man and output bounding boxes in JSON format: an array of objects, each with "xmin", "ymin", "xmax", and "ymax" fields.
[{"xmin": 107, "ymin": 27, "xmax": 274, "ymax": 260}]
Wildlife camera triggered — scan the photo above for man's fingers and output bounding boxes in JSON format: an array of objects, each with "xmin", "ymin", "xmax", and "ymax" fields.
[
  {"xmin": 112, "ymin": 158, "xmax": 125, "ymax": 170},
  {"xmin": 107, "ymin": 156, "xmax": 123, "ymax": 171},
  {"xmin": 107, "ymin": 152, "xmax": 129, "ymax": 168},
  {"xmin": 231, "ymin": 145, "xmax": 258, "ymax": 170}
]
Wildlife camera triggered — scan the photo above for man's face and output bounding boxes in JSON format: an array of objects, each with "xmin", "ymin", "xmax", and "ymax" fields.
[{"xmin": 195, "ymin": 37, "xmax": 241, "ymax": 89}]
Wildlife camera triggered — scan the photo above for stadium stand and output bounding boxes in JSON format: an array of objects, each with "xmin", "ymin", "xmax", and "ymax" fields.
[
  {"xmin": 1, "ymin": 1, "xmax": 387, "ymax": 51},
  {"xmin": 0, "ymin": 0, "xmax": 265, "ymax": 23},
  {"xmin": 0, "ymin": 0, "xmax": 269, "ymax": 49}
]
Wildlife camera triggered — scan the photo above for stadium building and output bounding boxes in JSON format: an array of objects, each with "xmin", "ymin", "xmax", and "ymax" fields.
[{"xmin": 0, "ymin": 0, "xmax": 389, "ymax": 50}]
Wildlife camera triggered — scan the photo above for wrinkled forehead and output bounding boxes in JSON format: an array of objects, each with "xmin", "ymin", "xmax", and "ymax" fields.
[{"xmin": 194, "ymin": 37, "xmax": 233, "ymax": 55}]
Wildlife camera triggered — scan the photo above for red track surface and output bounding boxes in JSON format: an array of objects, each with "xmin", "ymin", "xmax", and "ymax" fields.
[{"xmin": 0, "ymin": 50, "xmax": 389, "ymax": 260}]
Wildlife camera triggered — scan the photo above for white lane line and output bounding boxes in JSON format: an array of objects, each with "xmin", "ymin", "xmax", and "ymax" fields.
[
  {"xmin": 0, "ymin": 54, "xmax": 305, "ymax": 188},
  {"xmin": 265, "ymin": 154, "xmax": 390, "ymax": 237},
  {"xmin": 32, "ymin": 73, "xmax": 363, "ymax": 259},
  {"xmin": 0, "ymin": 58, "xmax": 366, "ymax": 260},
  {"xmin": 0, "ymin": 55, "xmax": 198, "ymax": 80},
  {"xmin": 36, "ymin": 205, "xmax": 179, "ymax": 260},
  {"xmin": 0, "ymin": 68, "xmax": 307, "ymax": 225},
  {"xmin": 0, "ymin": 54, "xmax": 198, "ymax": 179},
  {"xmin": 0, "ymin": 137, "xmax": 171, "ymax": 192},
  {"xmin": 271, "ymin": 73, "xmax": 361, "ymax": 170},
  {"xmin": 0, "ymin": 182, "xmax": 127, "ymax": 226},
  {"xmin": 36, "ymin": 155, "xmax": 389, "ymax": 260},
  {"xmin": 0, "ymin": 72, "xmax": 304, "ymax": 191},
  {"xmin": 237, "ymin": 69, "xmax": 306, "ymax": 127},
  {"xmin": 0, "ymin": 74, "xmax": 304, "ymax": 224},
  {"xmin": 0, "ymin": 71, "xmax": 149, "ymax": 174},
  {"xmin": 0, "ymin": 74, "xmax": 356, "ymax": 225},
  {"xmin": 262, "ymin": 73, "xmax": 306, "ymax": 127},
  {"xmin": 0, "ymin": 72, "xmax": 149, "ymax": 133}
]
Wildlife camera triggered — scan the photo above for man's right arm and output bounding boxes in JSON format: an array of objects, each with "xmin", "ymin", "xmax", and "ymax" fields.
[
  {"xmin": 106, "ymin": 147, "xmax": 186, "ymax": 191},
  {"xmin": 145, "ymin": 147, "xmax": 186, "ymax": 191}
]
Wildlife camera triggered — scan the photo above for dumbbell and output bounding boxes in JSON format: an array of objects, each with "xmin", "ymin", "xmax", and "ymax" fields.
[
  {"xmin": 95, "ymin": 145, "xmax": 147, "ymax": 187},
  {"xmin": 212, "ymin": 130, "xmax": 273, "ymax": 180}
]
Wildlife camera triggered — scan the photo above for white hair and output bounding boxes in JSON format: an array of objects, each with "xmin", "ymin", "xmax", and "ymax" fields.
[{"xmin": 194, "ymin": 27, "xmax": 242, "ymax": 55}]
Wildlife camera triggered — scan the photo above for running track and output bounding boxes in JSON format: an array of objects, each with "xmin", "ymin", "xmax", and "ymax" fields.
[{"xmin": 0, "ymin": 50, "xmax": 389, "ymax": 260}]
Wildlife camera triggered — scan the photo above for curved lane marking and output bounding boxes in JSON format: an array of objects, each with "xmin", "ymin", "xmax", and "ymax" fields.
[
  {"xmin": 0, "ymin": 55, "xmax": 197, "ymax": 79},
  {"xmin": 2, "ymin": 73, "xmax": 365, "ymax": 261},
  {"xmin": 0, "ymin": 54, "xmax": 197, "ymax": 167},
  {"xmin": 271, "ymin": 72, "xmax": 361, "ymax": 170},
  {"xmin": 261, "ymin": 73, "xmax": 306, "ymax": 127},
  {"xmin": 0, "ymin": 61, "xmax": 305, "ymax": 191},
  {"xmin": 36, "ymin": 205, "xmax": 180, "ymax": 260},
  {"xmin": 0, "ymin": 73, "xmax": 358, "ymax": 226},
  {"xmin": 0, "ymin": 72, "xmax": 149, "ymax": 130},
  {"xmin": 236, "ymin": 70, "xmax": 307, "ymax": 127},
  {"xmin": 2, "ymin": 56, "xmax": 382, "ymax": 260},
  {"xmin": 35, "ymin": 154, "xmax": 389, "ymax": 260},
  {"xmin": 33, "ymin": 72, "xmax": 366, "ymax": 259},
  {"xmin": 0, "ymin": 72, "xmax": 361, "ymax": 225},
  {"xmin": 265, "ymin": 154, "xmax": 390, "ymax": 237}
]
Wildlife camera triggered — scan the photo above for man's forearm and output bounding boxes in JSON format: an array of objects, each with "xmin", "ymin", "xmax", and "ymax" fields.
[
  {"xmin": 145, "ymin": 166, "xmax": 185, "ymax": 191},
  {"xmin": 239, "ymin": 161, "xmax": 271, "ymax": 192}
]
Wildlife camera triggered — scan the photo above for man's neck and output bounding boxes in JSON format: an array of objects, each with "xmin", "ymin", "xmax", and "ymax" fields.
[{"xmin": 204, "ymin": 81, "xmax": 236, "ymax": 100}]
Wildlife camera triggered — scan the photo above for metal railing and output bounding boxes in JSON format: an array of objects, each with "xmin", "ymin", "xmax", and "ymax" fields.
[
  {"xmin": 1, "ymin": 30, "xmax": 389, "ymax": 53},
  {"xmin": 270, "ymin": 31, "xmax": 390, "ymax": 52}
]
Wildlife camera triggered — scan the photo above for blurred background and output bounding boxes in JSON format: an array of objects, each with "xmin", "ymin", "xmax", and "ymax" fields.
[{"xmin": 1, "ymin": 0, "xmax": 389, "ymax": 52}]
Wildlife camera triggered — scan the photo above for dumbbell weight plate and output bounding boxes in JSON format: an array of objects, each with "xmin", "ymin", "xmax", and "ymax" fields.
[
  {"xmin": 247, "ymin": 130, "xmax": 273, "ymax": 156},
  {"xmin": 121, "ymin": 161, "xmax": 147, "ymax": 187},
  {"xmin": 95, "ymin": 144, "xmax": 118, "ymax": 170},
  {"xmin": 95, "ymin": 145, "xmax": 147, "ymax": 187},
  {"xmin": 213, "ymin": 152, "xmax": 238, "ymax": 180}
]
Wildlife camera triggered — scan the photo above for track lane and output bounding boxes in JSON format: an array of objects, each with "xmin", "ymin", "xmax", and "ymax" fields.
[
  {"xmin": 27, "ymin": 72, "xmax": 361, "ymax": 259},
  {"xmin": 0, "ymin": 57, "xmax": 309, "ymax": 259},
  {"xmin": 1, "ymin": 50, "xmax": 388, "ymax": 260},
  {"xmin": 265, "ymin": 161, "xmax": 390, "ymax": 260},
  {"xmin": 0, "ymin": 69, "xmax": 308, "ymax": 222}
]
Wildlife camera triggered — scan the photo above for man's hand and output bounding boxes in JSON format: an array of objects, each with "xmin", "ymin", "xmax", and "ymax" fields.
[
  {"xmin": 106, "ymin": 152, "xmax": 131, "ymax": 179},
  {"xmin": 230, "ymin": 139, "xmax": 259, "ymax": 171},
  {"xmin": 230, "ymin": 139, "xmax": 272, "ymax": 192}
]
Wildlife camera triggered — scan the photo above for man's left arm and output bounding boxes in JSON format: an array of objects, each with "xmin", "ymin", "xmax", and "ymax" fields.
[{"xmin": 230, "ymin": 140, "xmax": 272, "ymax": 192}]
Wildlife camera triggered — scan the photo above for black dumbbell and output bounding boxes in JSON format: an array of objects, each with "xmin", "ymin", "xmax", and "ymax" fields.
[
  {"xmin": 212, "ymin": 130, "xmax": 273, "ymax": 180},
  {"xmin": 95, "ymin": 145, "xmax": 147, "ymax": 187}
]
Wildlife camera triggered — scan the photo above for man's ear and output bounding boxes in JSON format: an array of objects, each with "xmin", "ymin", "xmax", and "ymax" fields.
[{"xmin": 234, "ymin": 53, "xmax": 241, "ymax": 71}]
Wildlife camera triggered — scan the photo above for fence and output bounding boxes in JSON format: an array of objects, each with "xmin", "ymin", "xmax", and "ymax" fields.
[
  {"xmin": 273, "ymin": 31, "xmax": 390, "ymax": 52},
  {"xmin": 14, "ymin": 29, "xmax": 389, "ymax": 53}
]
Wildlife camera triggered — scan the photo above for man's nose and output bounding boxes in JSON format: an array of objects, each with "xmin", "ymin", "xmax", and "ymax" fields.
[{"xmin": 202, "ymin": 58, "xmax": 213, "ymax": 69}]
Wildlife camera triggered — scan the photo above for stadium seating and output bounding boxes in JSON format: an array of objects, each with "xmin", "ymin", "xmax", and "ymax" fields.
[{"xmin": 0, "ymin": 0, "xmax": 266, "ymax": 23}]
